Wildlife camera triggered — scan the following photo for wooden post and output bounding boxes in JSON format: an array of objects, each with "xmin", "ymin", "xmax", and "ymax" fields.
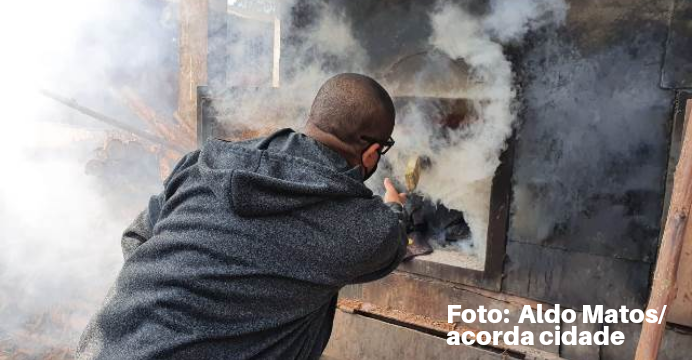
[
  {"xmin": 635, "ymin": 100, "xmax": 692, "ymax": 359},
  {"xmin": 177, "ymin": 0, "xmax": 209, "ymax": 140},
  {"xmin": 272, "ymin": 16, "xmax": 281, "ymax": 88}
]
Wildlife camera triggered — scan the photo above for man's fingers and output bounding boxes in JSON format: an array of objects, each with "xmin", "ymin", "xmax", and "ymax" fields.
[
  {"xmin": 383, "ymin": 177, "xmax": 397, "ymax": 193},
  {"xmin": 383, "ymin": 178, "xmax": 408, "ymax": 205}
]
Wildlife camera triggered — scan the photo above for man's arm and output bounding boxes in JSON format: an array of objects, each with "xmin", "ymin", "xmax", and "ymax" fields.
[
  {"xmin": 120, "ymin": 150, "xmax": 199, "ymax": 260},
  {"xmin": 121, "ymin": 193, "xmax": 163, "ymax": 260},
  {"xmin": 349, "ymin": 201, "xmax": 408, "ymax": 284},
  {"xmin": 349, "ymin": 178, "xmax": 409, "ymax": 284}
]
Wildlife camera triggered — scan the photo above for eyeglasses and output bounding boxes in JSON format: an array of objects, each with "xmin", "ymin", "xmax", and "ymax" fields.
[{"xmin": 360, "ymin": 135, "xmax": 395, "ymax": 155}]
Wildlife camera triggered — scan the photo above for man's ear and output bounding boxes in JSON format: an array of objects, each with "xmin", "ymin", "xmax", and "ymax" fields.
[{"xmin": 362, "ymin": 143, "xmax": 381, "ymax": 170}]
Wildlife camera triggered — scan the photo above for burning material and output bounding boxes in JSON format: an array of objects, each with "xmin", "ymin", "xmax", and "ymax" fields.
[
  {"xmin": 404, "ymin": 193, "xmax": 474, "ymax": 260},
  {"xmin": 376, "ymin": 0, "xmax": 568, "ymax": 266},
  {"xmin": 40, "ymin": 89, "xmax": 196, "ymax": 178},
  {"xmin": 405, "ymin": 155, "xmax": 430, "ymax": 192}
]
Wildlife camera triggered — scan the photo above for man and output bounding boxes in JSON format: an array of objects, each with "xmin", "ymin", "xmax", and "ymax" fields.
[{"xmin": 77, "ymin": 73, "xmax": 408, "ymax": 359}]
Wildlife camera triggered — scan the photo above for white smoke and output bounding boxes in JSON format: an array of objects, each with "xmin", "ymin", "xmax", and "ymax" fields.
[
  {"xmin": 213, "ymin": 0, "xmax": 567, "ymax": 264},
  {"xmin": 0, "ymin": 0, "xmax": 569, "ymax": 354},
  {"xmin": 212, "ymin": 0, "xmax": 568, "ymax": 266},
  {"xmin": 0, "ymin": 2, "xmax": 119, "ymax": 292},
  {"xmin": 380, "ymin": 0, "xmax": 568, "ymax": 262},
  {"xmin": 484, "ymin": 0, "xmax": 569, "ymax": 43},
  {"xmin": 215, "ymin": 1, "xmax": 367, "ymax": 133},
  {"xmin": 0, "ymin": 0, "xmax": 173, "ymax": 353}
]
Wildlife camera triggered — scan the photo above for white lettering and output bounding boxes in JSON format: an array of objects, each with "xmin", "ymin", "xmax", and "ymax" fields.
[
  {"xmin": 488, "ymin": 309, "xmax": 502, "ymax": 324},
  {"xmin": 447, "ymin": 331, "xmax": 460, "ymax": 345},
  {"xmin": 448, "ymin": 305, "xmax": 461, "ymax": 323},
  {"xmin": 611, "ymin": 331, "xmax": 625, "ymax": 345},
  {"xmin": 539, "ymin": 330, "xmax": 553, "ymax": 345},
  {"xmin": 584, "ymin": 305, "xmax": 603, "ymax": 323},
  {"xmin": 562, "ymin": 309, "xmax": 577, "ymax": 323},
  {"xmin": 630, "ymin": 309, "xmax": 644, "ymax": 323},
  {"xmin": 477, "ymin": 331, "xmax": 491, "ymax": 345},
  {"xmin": 519, "ymin": 305, "xmax": 536, "ymax": 323}
]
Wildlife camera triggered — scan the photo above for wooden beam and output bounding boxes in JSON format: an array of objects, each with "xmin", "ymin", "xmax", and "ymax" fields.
[
  {"xmin": 324, "ymin": 310, "xmax": 512, "ymax": 360},
  {"xmin": 177, "ymin": 0, "xmax": 209, "ymax": 139},
  {"xmin": 635, "ymin": 99, "xmax": 692, "ymax": 360},
  {"xmin": 39, "ymin": 89, "xmax": 187, "ymax": 153},
  {"xmin": 120, "ymin": 86, "xmax": 196, "ymax": 150},
  {"xmin": 272, "ymin": 16, "xmax": 280, "ymax": 88},
  {"xmin": 668, "ymin": 93, "xmax": 692, "ymax": 328},
  {"xmin": 669, "ymin": 203, "xmax": 692, "ymax": 326}
]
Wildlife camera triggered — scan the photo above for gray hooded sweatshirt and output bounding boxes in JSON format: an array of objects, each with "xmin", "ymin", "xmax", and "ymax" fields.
[{"xmin": 77, "ymin": 128, "xmax": 408, "ymax": 360}]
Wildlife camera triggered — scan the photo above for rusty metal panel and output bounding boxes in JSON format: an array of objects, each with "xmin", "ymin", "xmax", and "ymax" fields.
[
  {"xmin": 559, "ymin": 312, "xmax": 600, "ymax": 360},
  {"xmin": 356, "ymin": 272, "xmax": 560, "ymax": 354},
  {"xmin": 601, "ymin": 322, "xmax": 692, "ymax": 360},
  {"xmin": 339, "ymin": 284, "xmax": 363, "ymax": 299},
  {"xmin": 502, "ymin": 242, "xmax": 651, "ymax": 310},
  {"xmin": 507, "ymin": 0, "xmax": 673, "ymax": 311},
  {"xmin": 324, "ymin": 310, "xmax": 510, "ymax": 360},
  {"xmin": 510, "ymin": 0, "xmax": 672, "ymax": 261}
]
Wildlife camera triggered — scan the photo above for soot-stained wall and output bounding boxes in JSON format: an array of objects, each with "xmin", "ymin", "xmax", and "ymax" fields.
[
  {"xmin": 504, "ymin": 0, "xmax": 674, "ymax": 310},
  {"xmin": 323, "ymin": 0, "xmax": 676, "ymax": 311},
  {"xmin": 313, "ymin": 0, "xmax": 677, "ymax": 310},
  {"xmin": 313, "ymin": 0, "xmax": 692, "ymax": 359},
  {"xmin": 286, "ymin": 0, "xmax": 489, "ymax": 75},
  {"xmin": 309, "ymin": 0, "xmax": 692, "ymax": 359}
]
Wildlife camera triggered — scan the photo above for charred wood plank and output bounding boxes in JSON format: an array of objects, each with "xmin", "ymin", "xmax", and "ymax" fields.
[{"xmin": 40, "ymin": 89, "xmax": 187, "ymax": 153}]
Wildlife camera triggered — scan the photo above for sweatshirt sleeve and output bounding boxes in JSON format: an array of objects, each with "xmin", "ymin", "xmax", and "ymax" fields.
[
  {"xmin": 120, "ymin": 151, "xmax": 199, "ymax": 260},
  {"xmin": 121, "ymin": 193, "xmax": 164, "ymax": 260},
  {"xmin": 348, "ymin": 202, "xmax": 409, "ymax": 284}
]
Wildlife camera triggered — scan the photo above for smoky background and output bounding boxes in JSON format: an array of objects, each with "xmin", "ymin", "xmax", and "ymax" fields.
[
  {"xmin": 212, "ymin": 0, "xmax": 568, "ymax": 258},
  {"xmin": 0, "ymin": 0, "xmax": 566, "ymax": 356},
  {"xmin": 0, "ymin": 0, "xmax": 178, "ymax": 355}
]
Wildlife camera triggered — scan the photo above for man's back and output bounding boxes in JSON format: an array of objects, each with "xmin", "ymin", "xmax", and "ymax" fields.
[{"xmin": 77, "ymin": 129, "xmax": 406, "ymax": 359}]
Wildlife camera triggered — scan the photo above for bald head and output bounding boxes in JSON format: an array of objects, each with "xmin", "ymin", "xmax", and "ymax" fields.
[{"xmin": 305, "ymin": 73, "xmax": 395, "ymax": 162}]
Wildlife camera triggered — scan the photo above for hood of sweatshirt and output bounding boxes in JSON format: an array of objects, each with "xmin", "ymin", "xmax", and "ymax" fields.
[{"xmin": 197, "ymin": 128, "xmax": 373, "ymax": 217}]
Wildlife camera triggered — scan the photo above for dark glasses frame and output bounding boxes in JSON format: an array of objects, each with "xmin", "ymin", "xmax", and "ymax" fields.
[{"xmin": 360, "ymin": 135, "xmax": 395, "ymax": 155}]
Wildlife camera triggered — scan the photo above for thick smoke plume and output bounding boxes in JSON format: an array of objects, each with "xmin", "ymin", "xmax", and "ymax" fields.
[
  {"xmin": 215, "ymin": 1, "xmax": 368, "ymax": 132},
  {"xmin": 384, "ymin": 0, "xmax": 568, "ymax": 261},
  {"xmin": 215, "ymin": 0, "xmax": 567, "ymax": 264},
  {"xmin": 0, "ymin": 0, "xmax": 567, "ymax": 355},
  {"xmin": 0, "ymin": 0, "xmax": 175, "ymax": 354}
]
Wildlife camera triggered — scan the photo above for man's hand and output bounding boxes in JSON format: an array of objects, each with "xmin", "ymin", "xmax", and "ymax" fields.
[{"xmin": 384, "ymin": 178, "xmax": 407, "ymax": 205}]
